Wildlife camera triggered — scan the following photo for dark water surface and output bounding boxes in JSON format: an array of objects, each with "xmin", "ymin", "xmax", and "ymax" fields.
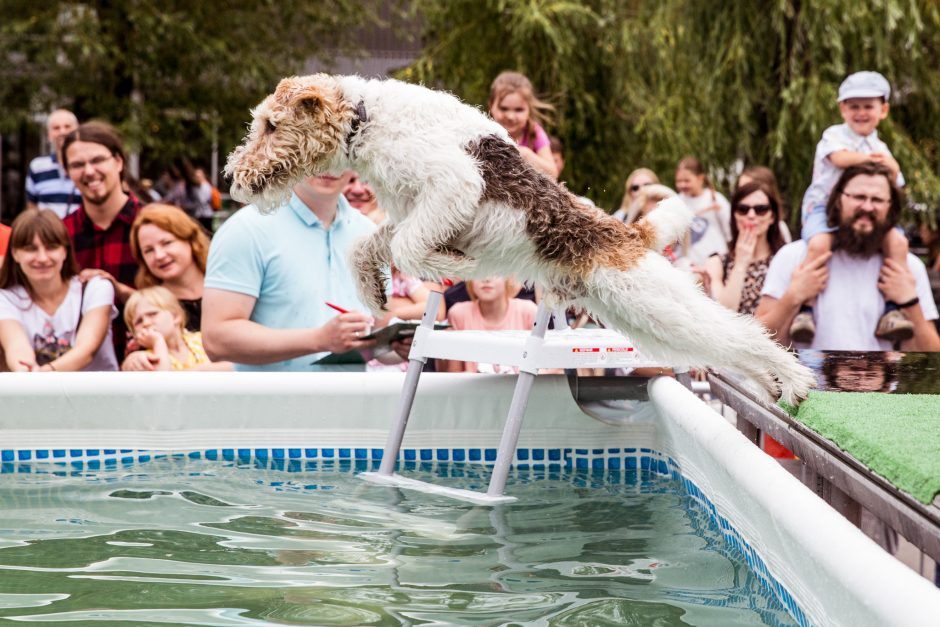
[{"xmin": 800, "ymin": 350, "xmax": 940, "ymax": 395}]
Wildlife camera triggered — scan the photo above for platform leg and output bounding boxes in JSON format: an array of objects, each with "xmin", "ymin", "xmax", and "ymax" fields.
[
  {"xmin": 486, "ymin": 302, "xmax": 551, "ymax": 498},
  {"xmin": 376, "ymin": 290, "xmax": 442, "ymax": 476}
]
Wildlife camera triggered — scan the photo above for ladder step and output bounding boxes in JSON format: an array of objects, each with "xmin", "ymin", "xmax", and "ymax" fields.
[{"xmin": 360, "ymin": 472, "xmax": 517, "ymax": 505}]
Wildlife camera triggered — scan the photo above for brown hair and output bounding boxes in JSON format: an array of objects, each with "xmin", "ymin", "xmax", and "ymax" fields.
[
  {"xmin": 61, "ymin": 121, "xmax": 126, "ymax": 181},
  {"xmin": 124, "ymin": 285, "xmax": 187, "ymax": 334},
  {"xmin": 729, "ymin": 180, "xmax": 786, "ymax": 258},
  {"xmin": 825, "ymin": 161, "xmax": 902, "ymax": 230},
  {"xmin": 0, "ymin": 209, "xmax": 80, "ymax": 297},
  {"xmin": 676, "ymin": 156, "xmax": 714, "ymax": 192},
  {"xmin": 735, "ymin": 165, "xmax": 789, "ymax": 224},
  {"xmin": 488, "ymin": 71, "xmax": 554, "ymax": 135},
  {"xmin": 129, "ymin": 203, "xmax": 210, "ymax": 289}
]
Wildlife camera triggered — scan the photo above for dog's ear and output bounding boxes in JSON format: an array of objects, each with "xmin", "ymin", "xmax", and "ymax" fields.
[{"xmin": 291, "ymin": 87, "xmax": 322, "ymax": 116}]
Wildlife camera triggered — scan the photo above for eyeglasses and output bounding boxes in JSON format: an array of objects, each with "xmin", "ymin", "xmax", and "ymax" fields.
[
  {"xmin": 841, "ymin": 192, "xmax": 888, "ymax": 208},
  {"xmin": 733, "ymin": 203, "xmax": 773, "ymax": 216},
  {"xmin": 67, "ymin": 154, "xmax": 114, "ymax": 171},
  {"xmin": 629, "ymin": 182, "xmax": 654, "ymax": 193}
]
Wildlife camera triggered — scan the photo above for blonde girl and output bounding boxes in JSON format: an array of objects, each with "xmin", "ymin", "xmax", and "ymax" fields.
[
  {"xmin": 675, "ymin": 156, "xmax": 732, "ymax": 266},
  {"xmin": 123, "ymin": 286, "xmax": 230, "ymax": 371},
  {"xmin": 488, "ymin": 71, "xmax": 558, "ymax": 178},
  {"xmin": 444, "ymin": 277, "xmax": 537, "ymax": 373}
]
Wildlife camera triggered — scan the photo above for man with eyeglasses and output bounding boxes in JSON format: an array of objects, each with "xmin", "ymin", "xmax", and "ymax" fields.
[
  {"xmin": 757, "ymin": 162, "xmax": 939, "ymax": 352},
  {"xmin": 61, "ymin": 121, "xmax": 142, "ymax": 357},
  {"xmin": 25, "ymin": 109, "xmax": 80, "ymax": 219}
]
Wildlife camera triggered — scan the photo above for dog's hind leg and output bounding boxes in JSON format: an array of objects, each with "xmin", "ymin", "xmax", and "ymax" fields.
[
  {"xmin": 578, "ymin": 255, "xmax": 816, "ymax": 406},
  {"xmin": 350, "ymin": 222, "xmax": 394, "ymax": 315}
]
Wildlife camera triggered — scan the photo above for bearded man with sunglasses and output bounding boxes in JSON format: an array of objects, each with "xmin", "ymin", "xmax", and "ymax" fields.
[{"xmin": 757, "ymin": 162, "xmax": 939, "ymax": 351}]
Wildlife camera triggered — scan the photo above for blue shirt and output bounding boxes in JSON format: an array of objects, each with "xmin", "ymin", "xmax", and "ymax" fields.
[
  {"xmin": 205, "ymin": 193, "xmax": 376, "ymax": 371},
  {"xmin": 25, "ymin": 153, "xmax": 80, "ymax": 219}
]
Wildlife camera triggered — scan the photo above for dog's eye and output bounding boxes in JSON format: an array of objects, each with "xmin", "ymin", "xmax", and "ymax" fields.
[{"xmin": 264, "ymin": 120, "xmax": 276, "ymax": 135}]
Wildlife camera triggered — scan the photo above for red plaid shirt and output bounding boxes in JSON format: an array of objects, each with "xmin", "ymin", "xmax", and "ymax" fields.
[
  {"xmin": 63, "ymin": 194, "xmax": 141, "ymax": 288},
  {"xmin": 63, "ymin": 194, "xmax": 141, "ymax": 359}
]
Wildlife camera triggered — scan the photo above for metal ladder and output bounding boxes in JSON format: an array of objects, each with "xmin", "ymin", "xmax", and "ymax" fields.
[{"xmin": 361, "ymin": 290, "xmax": 685, "ymax": 504}]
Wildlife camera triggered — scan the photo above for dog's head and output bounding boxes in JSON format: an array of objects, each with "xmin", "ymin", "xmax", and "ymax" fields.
[{"xmin": 225, "ymin": 74, "xmax": 354, "ymax": 211}]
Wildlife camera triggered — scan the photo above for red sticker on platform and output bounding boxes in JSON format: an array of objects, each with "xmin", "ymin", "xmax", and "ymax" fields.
[
  {"xmin": 571, "ymin": 347, "xmax": 600, "ymax": 353},
  {"xmin": 606, "ymin": 347, "xmax": 634, "ymax": 352}
]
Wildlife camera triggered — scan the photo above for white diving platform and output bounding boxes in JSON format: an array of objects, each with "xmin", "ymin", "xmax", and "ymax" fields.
[{"xmin": 361, "ymin": 291, "xmax": 689, "ymax": 504}]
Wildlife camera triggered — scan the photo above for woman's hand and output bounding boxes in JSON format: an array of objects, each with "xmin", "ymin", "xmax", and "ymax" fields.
[
  {"xmin": 734, "ymin": 224, "xmax": 759, "ymax": 266},
  {"xmin": 79, "ymin": 268, "xmax": 116, "ymax": 285},
  {"xmin": 79, "ymin": 269, "xmax": 135, "ymax": 303}
]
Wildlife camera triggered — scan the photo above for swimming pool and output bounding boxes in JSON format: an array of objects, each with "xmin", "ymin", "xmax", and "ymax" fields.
[{"xmin": 0, "ymin": 372, "xmax": 937, "ymax": 625}]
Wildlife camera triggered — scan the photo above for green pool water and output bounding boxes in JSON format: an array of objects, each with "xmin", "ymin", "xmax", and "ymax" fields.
[{"xmin": 0, "ymin": 459, "xmax": 797, "ymax": 626}]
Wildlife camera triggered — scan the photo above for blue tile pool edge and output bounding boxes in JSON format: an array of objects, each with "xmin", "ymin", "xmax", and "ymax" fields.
[{"xmin": 1, "ymin": 446, "xmax": 809, "ymax": 626}]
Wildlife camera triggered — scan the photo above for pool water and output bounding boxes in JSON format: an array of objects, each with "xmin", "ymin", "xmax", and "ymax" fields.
[{"xmin": 0, "ymin": 458, "xmax": 797, "ymax": 626}]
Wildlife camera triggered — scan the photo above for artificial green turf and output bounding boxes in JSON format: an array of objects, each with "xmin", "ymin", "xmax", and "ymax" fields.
[{"xmin": 789, "ymin": 391, "xmax": 940, "ymax": 505}]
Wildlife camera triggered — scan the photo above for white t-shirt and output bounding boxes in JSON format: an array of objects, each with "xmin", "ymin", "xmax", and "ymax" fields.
[
  {"xmin": 679, "ymin": 190, "xmax": 731, "ymax": 266},
  {"xmin": 801, "ymin": 123, "xmax": 905, "ymax": 217},
  {"xmin": 0, "ymin": 276, "xmax": 119, "ymax": 371},
  {"xmin": 761, "ymin": 241, "xmax": 938, "ymax": 351}
]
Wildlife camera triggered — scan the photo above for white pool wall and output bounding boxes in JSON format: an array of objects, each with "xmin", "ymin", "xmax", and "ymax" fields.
[{"xmin": 650, "ymin": 376, "xmax": 940, "ymax": 627}]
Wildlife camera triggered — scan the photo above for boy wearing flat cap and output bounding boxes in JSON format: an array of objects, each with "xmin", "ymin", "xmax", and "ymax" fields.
[{"xmin": 791, "ymin": 71, "xmax": 910, "ymax": 344}]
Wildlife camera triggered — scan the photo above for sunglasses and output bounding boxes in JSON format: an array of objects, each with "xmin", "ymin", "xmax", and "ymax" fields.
[
  {"xmin": 629, "ymin": 182, "xmax": 654, "ymax": 193},
  {"xmin": 733, "ymin": 203, "xmax": 773, "ymax": 216}
]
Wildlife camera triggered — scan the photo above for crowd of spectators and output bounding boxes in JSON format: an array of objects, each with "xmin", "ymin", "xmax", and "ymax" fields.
[{"xmin": 1, "ymin": 69, "xmax": 938, "ymax": 377}]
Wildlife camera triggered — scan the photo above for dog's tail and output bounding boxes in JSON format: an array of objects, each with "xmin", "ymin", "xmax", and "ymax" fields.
[
  {"xmin": 579, "ymin": 254, "xmax": 816, "ymax": 406},
  {"xmin": 640, "ymin": 196, "xmax": 694, "ymax": 252}
]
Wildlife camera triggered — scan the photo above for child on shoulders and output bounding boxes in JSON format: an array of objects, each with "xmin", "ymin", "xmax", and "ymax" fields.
[{"xmin": 794, "ymin": 71, "xmax": 910, "ymax": 343}]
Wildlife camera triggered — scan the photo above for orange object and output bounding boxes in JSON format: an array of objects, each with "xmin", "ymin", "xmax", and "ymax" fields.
[
  {"xmin": 0, "ymin": 223, "xmax": 10, "ymax": 258},
  {"xmin": 763, "ymin": 435, "xmax": 796, "ymax": 459}
]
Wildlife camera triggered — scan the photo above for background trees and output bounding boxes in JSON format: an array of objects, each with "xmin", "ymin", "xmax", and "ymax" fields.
[
  {"xmin": 2, "ymin": 0, "xmax": 938, "ymax": 224},
  {"xmin": 0, "ymin": 0, "xmax": 377, "ymax": 169},
  {"xmin": 404, "ymin": 0, "xmax": 940, "ymax": 224}
]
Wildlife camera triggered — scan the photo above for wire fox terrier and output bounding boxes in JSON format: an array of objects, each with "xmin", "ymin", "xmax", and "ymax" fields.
[{"xmin": 225, "ymin": 74, "xmax": 814, "ymax": 405}]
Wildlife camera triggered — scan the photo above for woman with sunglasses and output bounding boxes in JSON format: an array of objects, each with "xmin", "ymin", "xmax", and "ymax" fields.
[
  {"xmin": 703, "ymin": 180, "xmax": 786, "ymax": 315},
  {"xmin": 612, "ymin": 168, "xmax": 659, "ymax": 221}
]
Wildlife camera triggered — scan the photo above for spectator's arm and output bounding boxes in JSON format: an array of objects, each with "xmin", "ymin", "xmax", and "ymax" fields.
[
  {"xmin": 827, "ymin": 149, "xmax": 873, "ymax": 169},
  {"xmin": 0, "ymin": 320, "xmax": 36, "ymax": 371},
  {"xmin": 755, "ymin": 252, "xmax": 831, "ymax": 346},
  {"xmin": 899, "ymin": 304, "xmax": 940, "ymax": 351},
  {"xmin": 39, "ymin": 305, "xmax": 111, "ymax": 372},
  {"xmin": 201, "ymin": 288, "xmax": 374, "ymax": 364},
  {"xmin": 517, "ymin": 145, "xmax": 558, "ymax": 179},
  {"xmin": 704, "ymin": 255, "xmax": 744, "ymax": 312},
  {"xmin": 878, "ymin": 258, "xmax": 940, "ymax": 351}
]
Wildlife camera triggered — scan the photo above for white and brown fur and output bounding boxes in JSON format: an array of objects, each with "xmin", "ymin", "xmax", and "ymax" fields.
[{"xmin": 225, "ymin": 74, "xmax": 815, "ymax": 405}]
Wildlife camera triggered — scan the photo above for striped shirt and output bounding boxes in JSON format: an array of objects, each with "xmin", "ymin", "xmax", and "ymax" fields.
[{"xmin": 25, "ymin": 153, "xmax": 80, "ymax": 219}]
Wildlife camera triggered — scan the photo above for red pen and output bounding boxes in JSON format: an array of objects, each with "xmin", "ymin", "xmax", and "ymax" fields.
[{"xmin": 325, "ymin": 301, "xmax": 350, "ymax": 314}]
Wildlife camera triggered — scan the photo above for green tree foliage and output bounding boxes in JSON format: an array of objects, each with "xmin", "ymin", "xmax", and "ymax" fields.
[
  {"xmin": 0, "ymin": 0, "xmax": 376, "ymax": 164},
  {"xmin": 403, "ymin": 0, "xmax": 940, "ymax": 224}
]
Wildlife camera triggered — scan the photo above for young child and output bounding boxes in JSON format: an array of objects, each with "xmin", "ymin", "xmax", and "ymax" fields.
[
  {"xmin": 794, "ymin": 71, "xmax": 909, "ymax": 342},
  {"xmin": 124, "ymin": 286, "xmax": 228, "ymax": 371},
  {"xmin": 488, "ymin": 71, "xmax": 558, "ymax": 178},
  {"xmin": 445, "ymin": 277, "xmax": 537, "ymax": 374}
]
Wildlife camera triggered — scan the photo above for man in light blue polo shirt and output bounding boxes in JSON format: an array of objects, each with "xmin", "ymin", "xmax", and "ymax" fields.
[{"xmin": 202, "ymin": 172, "xmax": 377, "ymax": 370}]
